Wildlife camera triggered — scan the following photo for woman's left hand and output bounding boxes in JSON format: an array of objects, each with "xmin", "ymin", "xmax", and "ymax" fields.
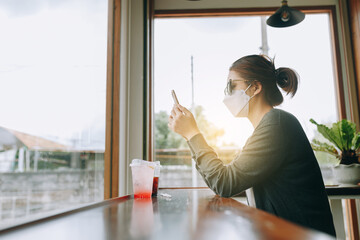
[{"xmin": 168, "ymin": 104, "xmax": 200, "ymax": 141}]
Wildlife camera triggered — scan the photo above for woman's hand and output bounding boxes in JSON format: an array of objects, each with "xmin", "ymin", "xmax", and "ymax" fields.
[{"xmin": 168, "ymin": 104, "xmax": 200, "ymax": 141}]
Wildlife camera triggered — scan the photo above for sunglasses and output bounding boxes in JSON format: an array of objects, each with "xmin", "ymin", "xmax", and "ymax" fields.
[{"xmin": 224, "ymin": 79, "xmax": 248, "ymax": 95}]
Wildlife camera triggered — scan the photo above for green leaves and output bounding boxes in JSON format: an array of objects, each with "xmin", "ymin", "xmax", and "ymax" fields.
[
  {"xmin": 155, "ymin": 111, "xmax": 185, "ymax": 149},
  {"xmin": 310, "ymin": 118, "xmax": 360, "ymax": 153},
  {"xmin": 341, "ymin": 119, "xmax": 356, "ymax": 151},
  {"xmin": 311, "ymin": 139, "xmax": 339, "ymax": 158},
  {"xmin": 352, "ymin": 134, "xmax": 360, "ymax": 150},
  {"xmin": 310, "ymin": 119, "xmax": 342, "ymax": 150}
]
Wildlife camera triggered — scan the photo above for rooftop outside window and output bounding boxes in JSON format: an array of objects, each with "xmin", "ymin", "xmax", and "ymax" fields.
[{"xmin": 0, "ymin": 0, "xmax": 107, "ymax": 228}]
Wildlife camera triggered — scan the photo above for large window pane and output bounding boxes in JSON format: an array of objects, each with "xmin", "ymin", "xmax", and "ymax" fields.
[
  {"xmin": 154, "ymin": 13, "xmax": 338, "ymax": 188},
  {"xmin": 0, "ymin": 0, "xmax": 107, "ymax": 228}
]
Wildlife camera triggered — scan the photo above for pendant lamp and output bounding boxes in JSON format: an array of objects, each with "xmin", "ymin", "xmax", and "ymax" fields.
[{"xmin": 266, "ymin": 0, "xmax": 305, "ymax": 28}]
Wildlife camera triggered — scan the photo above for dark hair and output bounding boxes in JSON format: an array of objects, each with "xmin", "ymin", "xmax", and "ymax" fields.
[{"xmin": 229, "ymin": 54, "xmax": 299, "ymax": 107}]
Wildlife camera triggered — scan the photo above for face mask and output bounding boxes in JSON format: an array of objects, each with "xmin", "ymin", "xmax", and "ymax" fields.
[{"xmin": 223, "ymin": 84, "xmax": 253, "ymax": 118}]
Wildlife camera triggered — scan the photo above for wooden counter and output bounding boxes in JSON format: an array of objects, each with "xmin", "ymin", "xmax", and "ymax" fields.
[{"xmin": 0, "ymin": 189, "xmax": 335, "ymax": 240}]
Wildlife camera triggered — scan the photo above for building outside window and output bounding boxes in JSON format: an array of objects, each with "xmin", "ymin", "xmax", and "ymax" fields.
[{"xmin": 0, "ymin": 0, "xmax": 107, "ymax": 228}]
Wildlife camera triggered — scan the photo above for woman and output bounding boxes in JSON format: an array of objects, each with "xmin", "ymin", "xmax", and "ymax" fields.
[{"xmin": 168, "ymin": 55, "xmax": 336, "ymax": 237}]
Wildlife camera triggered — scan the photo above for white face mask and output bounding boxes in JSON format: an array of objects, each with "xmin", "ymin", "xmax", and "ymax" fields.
[{"xmin": 223, "ymin": 84, "xmax": 254, "ymax": 118}]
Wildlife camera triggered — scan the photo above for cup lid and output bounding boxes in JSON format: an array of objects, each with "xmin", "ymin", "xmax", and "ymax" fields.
[{"xmin": 130, "ymin": 159, "xmax": 156, "ymax": 168}]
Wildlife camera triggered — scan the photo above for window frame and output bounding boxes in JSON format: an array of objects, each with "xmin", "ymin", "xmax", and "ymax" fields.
[
  {"xmin": 104, "ymin": 0, "xmax": 121, "ymax": 200},
  {"xmin": 150, "ymin": 5, "xmax": 347, "ymax": 179},
  {"xmin": 149, "ymin": 5, "xmax": 358, "ymax": 238},
  {"xmin": 145, "ymin": 3, "xmax": 360, "ymax": 236}
]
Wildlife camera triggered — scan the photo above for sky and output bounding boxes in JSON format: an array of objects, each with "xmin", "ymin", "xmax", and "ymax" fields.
[
  {"xmin": 154, "ymin": 14, "xmax": 338, "ymax": 148},
  {"xmin": 0, "ymin": 1, "xmax": 338, "ymax": 151},
  {"xmin": 0, "ymin": 0, "xmax": 107, "ymax": 149}
]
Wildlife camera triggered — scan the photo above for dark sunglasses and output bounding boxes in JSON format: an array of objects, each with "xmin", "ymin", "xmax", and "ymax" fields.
[{"xmin": 224, "ymin": 79, "xmax": 248, "ymax": 95}]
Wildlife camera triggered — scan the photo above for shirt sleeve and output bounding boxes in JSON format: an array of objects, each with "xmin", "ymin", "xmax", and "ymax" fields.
[{"xmin": 187, "ymin": 124, "xmax": 286, "ymax": 198}]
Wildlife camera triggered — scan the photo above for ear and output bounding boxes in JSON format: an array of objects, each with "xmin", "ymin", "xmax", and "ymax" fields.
[{"xmin": 252, "ymin": 81, "xmax": 262, "ymax": 96}]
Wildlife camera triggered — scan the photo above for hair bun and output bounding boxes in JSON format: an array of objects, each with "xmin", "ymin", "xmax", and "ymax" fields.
[
  {"xmin": 275, "ymin": 67, "xmax": 299, "ymax": 97},
  {"xmin": 275, "ymin": 69, "xmax": 288, "ymax": 88}
]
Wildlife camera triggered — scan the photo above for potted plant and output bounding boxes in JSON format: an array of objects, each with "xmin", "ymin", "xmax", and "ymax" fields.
[{"xmin": 310, "ymin": 119, "xmax": 360, "ymax": 186}]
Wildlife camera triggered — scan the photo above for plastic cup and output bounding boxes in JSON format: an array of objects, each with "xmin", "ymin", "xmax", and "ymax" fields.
[{"xmin": 131, "ymin": 164, "xmax": 154, "ymax": 198}]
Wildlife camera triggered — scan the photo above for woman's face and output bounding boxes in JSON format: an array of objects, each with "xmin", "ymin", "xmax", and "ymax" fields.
[{"xmin": 226, "ymin": 70, "xmax": 249, "ymax": 94}]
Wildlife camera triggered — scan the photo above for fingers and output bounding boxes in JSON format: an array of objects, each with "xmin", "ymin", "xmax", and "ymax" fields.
[
  {"xmin": 171, "ymin": 105, "xmax": 186, "ymax": 118},
  {"xmin": 173, "ymin": 105, "xmax": 183, "ymax": 115},
  {"xmin": 168, "ymin": 115, "xmax": 174, "ymax": 129},
  {"xmin": 177, "ymin": 104, "xmax": 190, "ymax": 114},
  {"xmin": 168, "ymin": 106, "xmax": 182, "ymax": 131},
  {"xmin": 168, "ymin": 104, "xmax": 189, "ymax": 132},
  {"xmin": 171, "ymin": 108, "xmax": 177, "ymax": 117},
  {"xmin": 173, "ymin": 104, "xmax": 188, "ymax": 117}
]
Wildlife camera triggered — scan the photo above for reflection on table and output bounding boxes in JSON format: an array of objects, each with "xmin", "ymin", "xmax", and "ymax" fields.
[{"xmin": 0, "ymin": 189, "xmax": 336, "ymax": 240}]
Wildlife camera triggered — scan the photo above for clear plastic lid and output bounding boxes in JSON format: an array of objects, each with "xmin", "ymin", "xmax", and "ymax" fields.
[
  {"xmin": 154, "ymin": 161, "xmax": 161, "ymax": 177},
  {"xmin": 129, "ymin": 159, "xmax": 156, "ymax": 169}
]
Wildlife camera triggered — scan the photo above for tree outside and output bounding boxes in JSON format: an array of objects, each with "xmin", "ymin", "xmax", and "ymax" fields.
[{"xmin": 155, "ymin": 105, "xmax": 226, "ymax": 150}]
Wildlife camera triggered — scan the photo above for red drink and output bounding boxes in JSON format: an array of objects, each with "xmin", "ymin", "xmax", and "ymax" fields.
[
  {"xmin": 134, "ymin": 192, "xmax": 152, "ymax": 198},
  {"xmin": 152, "ymin": 177, "xmax": 159, "ymax": 196}
]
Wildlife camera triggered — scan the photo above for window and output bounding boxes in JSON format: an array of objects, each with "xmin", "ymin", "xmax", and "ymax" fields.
[
  {"xmin": 0, "ymin": 0, "xmax": 107, "ymax": 228},
  {"xmin": 153, "ymin": 11, "xmax": 340, "ymax": 187}
]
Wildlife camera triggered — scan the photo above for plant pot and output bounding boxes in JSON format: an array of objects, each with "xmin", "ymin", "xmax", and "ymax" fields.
[{"xmin": 332, "ymin": 163, "xmax": 360, "ymax": 186}]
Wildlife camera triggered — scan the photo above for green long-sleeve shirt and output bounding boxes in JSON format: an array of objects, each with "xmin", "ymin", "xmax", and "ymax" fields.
[{"xmin": 187, "ymin": 108, "xmax": 336, "ymax": 237}]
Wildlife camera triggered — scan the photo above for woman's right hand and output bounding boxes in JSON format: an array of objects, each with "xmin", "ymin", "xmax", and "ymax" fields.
[{"xmin": 168, "ymin": 104, "xmax": 200, "ymax": 141}]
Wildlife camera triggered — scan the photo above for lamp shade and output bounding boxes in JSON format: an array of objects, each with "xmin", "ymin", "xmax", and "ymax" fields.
[{"xmin": 266, "ymin": 0, "xmax": 305, "ymax": 28}]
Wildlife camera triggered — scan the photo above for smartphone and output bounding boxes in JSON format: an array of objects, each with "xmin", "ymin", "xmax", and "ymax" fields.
[{"xmin": 171, "ymin": 90, "xmax": 179, "ymax": 105}]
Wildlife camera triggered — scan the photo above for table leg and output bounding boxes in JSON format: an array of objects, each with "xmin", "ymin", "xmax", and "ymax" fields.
[{"xmin": 330, "ymin": 199, "xmax": 346, "ymax": 240}]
